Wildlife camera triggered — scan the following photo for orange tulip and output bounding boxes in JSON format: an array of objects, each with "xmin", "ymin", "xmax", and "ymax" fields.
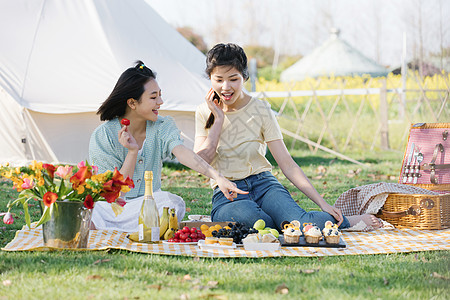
[
  {"xmin": 101, "ymin": 190, "xmax": 120, "ymax": 203},
  {"xmin": 42, "ymin": 163, "xmax": 56, "ymax": 179},
  {"xmin": 43, "ymin": 191, "xmax": 58, "ymax": 207},
  {"xmin": 70, "ymin": 166, "xmax": 92, "ymax": 189}
]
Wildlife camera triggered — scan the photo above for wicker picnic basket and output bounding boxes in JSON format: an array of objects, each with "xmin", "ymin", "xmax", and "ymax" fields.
[
  {"xmin": 377, "ymin": 123, "xmax": 450, "ymax": 230},
  {"xmin": 377, "ymin": 193, "xmax": 450, "ymax": 230}
]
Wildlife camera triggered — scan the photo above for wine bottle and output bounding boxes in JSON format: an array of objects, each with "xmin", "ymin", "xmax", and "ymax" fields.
[{"xmin": 138, "ymin": 171, "xmax": 160, "ymax": 243}]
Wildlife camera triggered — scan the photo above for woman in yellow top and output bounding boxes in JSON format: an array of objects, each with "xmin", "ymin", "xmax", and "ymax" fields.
[{"xmin": 194, "ymin": 43, "xmax": 381, "ymax": 231}]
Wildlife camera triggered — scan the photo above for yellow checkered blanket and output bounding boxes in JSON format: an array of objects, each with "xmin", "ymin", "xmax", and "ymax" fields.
[{"xmin": 2, "ymin": 226, "xmax": 449, "ymax": 257}]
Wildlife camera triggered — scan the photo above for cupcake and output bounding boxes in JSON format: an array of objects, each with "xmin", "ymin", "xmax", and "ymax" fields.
[
  {"xmin": 283, "ymin": 228, "xmax": 302, "ymax": 244},
  {"xmin": 205, "ymin": 237, "xmax": 218, "ymax": 245},
  {"xmin": 303, "ymin": 223, "xmax": 322, "ymax": 244},
  {"xmin": 322, "ymin": 221, "xmax": 342, "ymax": 244},
  {"xmin": 282, "ymin": 221, "xmax": 302, "ymax": 244},
  {"xmin": 302, "ymin": 223, "xmax": 313, "ymax": 234},
  {"xmin": 218, "ymin": 237, "xmax": 234, "ymax": 246},
  {"xmin": 290, "ymin": 220, "xmax": 301, "ymax": 228}
]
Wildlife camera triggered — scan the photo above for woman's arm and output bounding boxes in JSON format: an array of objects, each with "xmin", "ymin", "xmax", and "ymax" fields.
[
  {"xmin": 117, "ymin": 125, "xmax": 139, "ymax": 180},
  {"xmin": 172, "ymin": 144, "xmax": 247, "ymax": 201},
  {"xmin": 193, "ymin": 90, "xmax": 224, "ymax": 164},
  {"xmin": 193, "ymin": 134, "xmax": 220, "ymax": 164},
  {"xmin": 267, "ymin": 139, "xmax": 343, "ymax": 225}
]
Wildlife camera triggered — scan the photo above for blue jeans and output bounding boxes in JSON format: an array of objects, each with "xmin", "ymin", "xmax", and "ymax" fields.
[{"xmin": 211, "ymin": 171, "xmax": 350, "ymax": 231}]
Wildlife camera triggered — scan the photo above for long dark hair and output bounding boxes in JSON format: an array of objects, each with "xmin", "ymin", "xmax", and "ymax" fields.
[
  {"xmin": 204, "ymin": 43, "xmax": 249, "ymax": 129},
  {"xmin": 97, "ymin": 60, "xmax": 156, "ymax": 121}
]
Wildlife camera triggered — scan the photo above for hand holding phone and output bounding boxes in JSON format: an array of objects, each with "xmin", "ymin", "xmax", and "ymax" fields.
[
  {"xmin": 213, "ymin": 91, "xmax": 220, "ymax": 102},
  {"xmin": 205, "ymin": 89, "xmax": 222, "ymax": 129}
]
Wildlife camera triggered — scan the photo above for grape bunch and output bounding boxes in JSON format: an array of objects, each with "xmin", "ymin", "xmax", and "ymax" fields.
[{"xmin": 211, "ymin": 222, "xmax": 259, "ymax": 244}]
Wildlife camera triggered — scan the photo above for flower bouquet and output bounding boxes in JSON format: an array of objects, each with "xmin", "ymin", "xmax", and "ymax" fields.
[{"xmin": 1, "ymin": 160, "xmax": 134, "ymax": 247}]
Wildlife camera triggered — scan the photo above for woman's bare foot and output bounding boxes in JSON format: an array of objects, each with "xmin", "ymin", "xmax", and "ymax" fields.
[{"xmin": 347, "ymin": 214, "xmax": 382, "ymax": 230}]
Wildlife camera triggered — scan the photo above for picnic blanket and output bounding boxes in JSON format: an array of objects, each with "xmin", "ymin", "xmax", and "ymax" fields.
[{"xmin": 3, "ymin": 226, "xmax": 449, "ymax": 258}]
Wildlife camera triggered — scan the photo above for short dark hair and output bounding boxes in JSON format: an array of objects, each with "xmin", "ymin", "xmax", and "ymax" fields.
[
  {"xmin": 205, "ymin": 43, "xmax": 249, "ymax": 81},
  {"xmin": 97, "ymin": 60, "xmax": 157, "ymax": 121},
  {"xmin": 204, "ymin": 44, "xmax": 249, "ymax": 129}
]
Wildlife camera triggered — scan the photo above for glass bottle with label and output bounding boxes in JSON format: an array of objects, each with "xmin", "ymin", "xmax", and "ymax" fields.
[{"xmin": 138, "ymin": 171, "xmax": 160, "ymax": 243}]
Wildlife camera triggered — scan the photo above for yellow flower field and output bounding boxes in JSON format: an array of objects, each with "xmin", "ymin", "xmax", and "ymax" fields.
[{"xmin": 247, "ymin": 72, "xmax": 449, "ymax": 152}]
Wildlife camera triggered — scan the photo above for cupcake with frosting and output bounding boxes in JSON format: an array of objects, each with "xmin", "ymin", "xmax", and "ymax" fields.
[
  {"xmin": 322, "ymin": 221, "xmax": 342, "ymax": 244},
  {"xmin": 302, "ymin": 223, "xmax": 322, "ymax": 244},
  {"xmin": 282, "ymin": 220, "xmax": 302, "ymax": 244}
]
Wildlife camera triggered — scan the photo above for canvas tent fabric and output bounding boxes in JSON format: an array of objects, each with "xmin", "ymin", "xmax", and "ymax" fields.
[
  {"xmin": 280, "ymin": 29, "xmax": 389, "ymax": 82},
  {"xmin": 0, "ymin": 0, "xmax": 209, "ymax": 165}
]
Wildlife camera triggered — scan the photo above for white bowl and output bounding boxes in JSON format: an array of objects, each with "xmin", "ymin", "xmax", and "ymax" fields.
[
  {"xmin": 187, "ymin": 215, "xmax": 211, "ymax": 222},
  {"xmin": 243, "ymin": 241, "xmax": 281, "ymax": 251}
]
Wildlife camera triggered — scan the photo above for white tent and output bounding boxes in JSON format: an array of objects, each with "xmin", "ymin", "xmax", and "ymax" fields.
[
  {"xmin": 280, "ymin": 29, "xmax": 388, "ymax": 82},
  {"xmin": 0, "ymin": 0, "xmax": 209, "ymax": 165}
]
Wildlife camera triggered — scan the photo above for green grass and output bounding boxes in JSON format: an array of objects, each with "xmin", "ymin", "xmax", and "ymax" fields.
[{"xmin": 1, "ymin": 150, "xmax": 449, "ymax": 300}]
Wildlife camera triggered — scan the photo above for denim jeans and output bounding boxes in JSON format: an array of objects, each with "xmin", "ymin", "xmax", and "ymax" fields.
[{"xmin": 211, "ymin": 171, "xmax": 350, "ymax": 231}]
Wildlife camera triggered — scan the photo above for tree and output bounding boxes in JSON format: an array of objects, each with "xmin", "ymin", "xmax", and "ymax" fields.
[
  {"xmin": 244, "ymin": 45, "xmax": 275, "ymax": 68},
  {"xmin": 176, "ymin": 27, "xmax": 208, "ymax": 54},
  {"xmin": 244, "ymin": 44, "xmax": 302, "ymax": 81}
]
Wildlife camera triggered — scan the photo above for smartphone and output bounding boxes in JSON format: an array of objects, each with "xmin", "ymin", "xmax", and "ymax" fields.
[
  {"xmin": 213, "ymin": 91, "xmax": 220, "ymax": 103},
  {"xmin": 206, "ymin": 91, "xmax": 221, "ymax": 129}
]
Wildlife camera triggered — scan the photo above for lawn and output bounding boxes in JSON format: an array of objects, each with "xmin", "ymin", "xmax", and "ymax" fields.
[{"xmin": 1, "ymin": 150, "xmax": 449, "ymax": 300}]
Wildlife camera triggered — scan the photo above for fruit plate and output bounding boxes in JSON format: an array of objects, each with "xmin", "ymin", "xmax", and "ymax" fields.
[
  {"xmin": 198, "ymin": 240, "xmax": 236, "ymax": 250},
  {"xmin": 279, "ymin": 235, "xmax": 346, "ymax": 248},
  {"xmin": 162, "ymin": 240, "xmax": 199, "ymax": 245}
]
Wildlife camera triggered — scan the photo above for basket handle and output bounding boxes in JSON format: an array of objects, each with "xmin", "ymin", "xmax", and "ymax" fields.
[
  {"xmin": 378, "ymin": 205, "xmax": 422, "ymax": 218},
  {"xmin": 377, "ymin": 210, "xmax": 408, "ymax": 218},
  {"xmin": 377, "ymin": 199, "xmax": 435, "ymax": 218},
  {"xmin": 419, "ymin": 144, "xmax": 449, "ymax": 176}
]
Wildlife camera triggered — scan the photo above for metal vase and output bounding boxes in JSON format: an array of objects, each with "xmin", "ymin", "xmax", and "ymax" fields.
[{"xmin": 39, "ymin": 200, "xmax": 92, "ymax": 248}]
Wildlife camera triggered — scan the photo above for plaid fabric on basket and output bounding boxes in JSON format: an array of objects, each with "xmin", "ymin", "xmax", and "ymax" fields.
[{"xmin": 334, "ymin": 182, "xmax": 437, "ymax": 216}]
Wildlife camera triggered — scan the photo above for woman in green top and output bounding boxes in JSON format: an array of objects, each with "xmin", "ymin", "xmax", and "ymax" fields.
[{"xmin": 89, "ymin": 61, "xmax": 246, "ymax": 231}]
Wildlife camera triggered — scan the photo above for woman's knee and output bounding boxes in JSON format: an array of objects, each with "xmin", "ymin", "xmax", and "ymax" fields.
[{"xmin": 212, "ymin": 200, "xmax": 275, "ymax": 228}]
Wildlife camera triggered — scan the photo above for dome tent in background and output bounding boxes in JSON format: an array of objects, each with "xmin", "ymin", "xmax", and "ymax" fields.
[
  {"xmin": 280, "ymin": 28, "xmax": 389, "ymax": 82},
  {"xmin": 0, "ymin": 0, "xmax": 209, "ymax": 165}
]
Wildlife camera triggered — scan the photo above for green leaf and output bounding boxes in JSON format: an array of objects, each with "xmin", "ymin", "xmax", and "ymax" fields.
[
  {"xmin": 57, "ymin": 178, "xmax": 66, "ymax": 198},
  {"xmin": 22, "ymin": 200, "xmax": 31, "ymax": 228},
  {"xmin": 6, "ymin": 190, "xmax": 36, "ymax": 228},
  {"xmin": 35, "ymin": 204, "xmax": 52, "ymax": 227},
  {"xmin": 8, "ymin": 190, "xmax": 31, "ymax": 208}
]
